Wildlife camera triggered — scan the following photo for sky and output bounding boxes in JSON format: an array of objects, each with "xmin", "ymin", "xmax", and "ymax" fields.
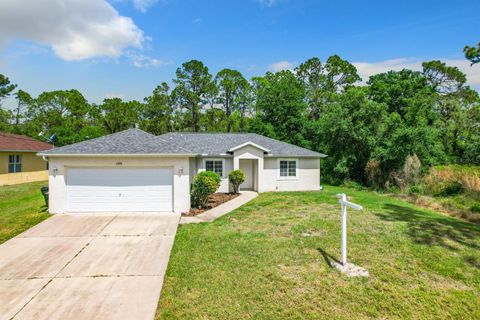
[{"xmin": 0, "ymin": 0, "xmax": 479, "ymax": 107}]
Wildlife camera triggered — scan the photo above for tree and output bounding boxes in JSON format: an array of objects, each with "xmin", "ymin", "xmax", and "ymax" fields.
[
  {"xmin": 0, "ymin": 74, "xmax": 17, "ymax": 104},
  {"xmin": 0, "ymin": 108, "xmax": 12, "ymax": 132},
  {"xmin": 253, "ymin": 70, "xmax": 310, "ymax": 147},
  {"xmin": 13, "ymin": 90, "xmax": 32, "ymax": 128},
  {"xmin": 172, "ymin": 60, "xmax": 217, "ymax": 132},
  {"xmin": 236, "ymin": 83, "xmax": 254, "ymax": 130},
  {"xmin": 199, "ymin": 108, "xmax": 228, "ymax": 132},
  {"xmin": 317, "ymin": 87, "xmax": 386, "ymax": 184},
  {"xmin": 296, "ymin": 55, "xmax": 361, "ymax": 119},
  {"xmin": 367, "ymin": 70, "xmax": 434, "ymax": 118},
  {"xmin": 422, "ymin": 60, "xmax": 479, "ymax": 159},
  {"xmin": 98, "ymin": 98, "xmax": 140, "ymax": 134},
  {"xmin": 139, "ymin": 83, "xmax": 173, "ymax": 135},
  {"xmin": 215, "ymin": 69, "xmax": 249, "ymax": 132},
  {"xmin": 422, "ymin": 60, "xmax": 467, "ymax": 95},
  {"xmin": 23, "ymin": 90, "xmax": 96, "ymax": 146},
  {"xmin": 464, "ymin": 42, "xmax": 480, "ymax": 65}
]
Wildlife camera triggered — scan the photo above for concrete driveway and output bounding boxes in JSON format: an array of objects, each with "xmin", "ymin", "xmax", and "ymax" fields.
[{"xmin": 0, "ymin": 213, "xmax": 180, "ymax": 320}]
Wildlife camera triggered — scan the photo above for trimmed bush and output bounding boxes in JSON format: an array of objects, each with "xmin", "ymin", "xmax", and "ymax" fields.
[
  {"xmin": 229, "ymin": 169, "xmax": 245, "ymax": 194},
  {"xmin": 191, "ymin": 171, "xmax": 221, "ymax": 208}
]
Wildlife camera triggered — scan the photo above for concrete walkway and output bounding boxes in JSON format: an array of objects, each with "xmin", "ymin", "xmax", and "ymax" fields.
[
  {"xmin": 0, "ymin": 212, "xmax": 180, "ymax": 320},
  {"xmin": 180, "ymin": 191, "xmax": 258, "ymax": 224}
]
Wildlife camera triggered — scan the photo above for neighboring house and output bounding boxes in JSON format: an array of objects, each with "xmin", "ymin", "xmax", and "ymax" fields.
[
  {"xmin": 38, "ymin": 129, "xmax": 326, "ymax": 214},
  {"xmin": 0, "ymin": 132, "xmax": 52, "ymax": 174}
]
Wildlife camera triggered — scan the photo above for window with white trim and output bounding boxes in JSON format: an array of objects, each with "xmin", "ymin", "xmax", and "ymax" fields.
[
  {"xmin": 8, "ymin": 154, "xmax": 22, "ymax": 173},
  {"xmin": 205, "ymin": 160, "xmax": 223, "ymax": 177},
  {"xmin": 279, "ymin": 160, "xmax": 297, "ymax": 177}
]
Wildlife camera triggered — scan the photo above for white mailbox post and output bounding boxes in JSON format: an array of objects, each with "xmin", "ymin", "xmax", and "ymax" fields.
[{"xmin": 336, "ymin": 193, "xmax": 363, "ymax": 265}]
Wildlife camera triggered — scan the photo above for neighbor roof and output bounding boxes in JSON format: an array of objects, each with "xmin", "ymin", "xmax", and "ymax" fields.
[
  {"xmin": 159, "ymin": 132, "xmax": 326, "ymax": 157},
  {"xmin": 0, "ymin": 132, "xmax": 53, "ymax": 152},
  {"xmin": 39, "ymin": 129, "xmax": 326, "ymax": 158},
  {"xmin": 39, "ymin": 129, "xmax": 193, "ymax": 155}
]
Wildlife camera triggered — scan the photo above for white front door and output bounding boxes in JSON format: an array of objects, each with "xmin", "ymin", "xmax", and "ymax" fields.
[
  {"xmin": 66, "ymin": 167, "xmax": 173, "ymax": 212},
  {"xmin": 239, "ymin": 160, "xmax": 253, "ymax": 190}
]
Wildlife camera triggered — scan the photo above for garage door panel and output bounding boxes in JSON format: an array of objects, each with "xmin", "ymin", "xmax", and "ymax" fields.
[{"xmin": 66, "ymin": 167, "xmax": 173, "ymax": 212}]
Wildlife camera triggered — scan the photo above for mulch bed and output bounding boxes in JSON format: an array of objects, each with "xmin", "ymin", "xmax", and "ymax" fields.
[{"xmin": 187, "ymin": 193, "xmax": 240, "ymax": 216}]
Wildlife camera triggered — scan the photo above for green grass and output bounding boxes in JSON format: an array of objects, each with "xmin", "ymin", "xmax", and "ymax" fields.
[
  {"xmin": 157, "ymin": 185, "xmax": 480, "ymax": 319},
  {"xmin": 0, "ymin": 181, "xmax": 51, "ymax": 244}
]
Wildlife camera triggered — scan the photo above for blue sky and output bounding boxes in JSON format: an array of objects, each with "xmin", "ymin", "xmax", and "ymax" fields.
[{"xmin": 0, "ymin": 0, "xmax": 479, "ymax": 106}]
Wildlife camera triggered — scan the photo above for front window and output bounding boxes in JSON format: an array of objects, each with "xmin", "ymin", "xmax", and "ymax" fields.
[
  {"xmin": 280, "ymin": 160, "xmax": 296, "ymax": 177},
  {"xmin": 205, "ymin": 160, "xmax": 223, "ymax": 177},
  {"xmin": 8, "ymin": 155, "xmax": 22, "ymax": 173}
]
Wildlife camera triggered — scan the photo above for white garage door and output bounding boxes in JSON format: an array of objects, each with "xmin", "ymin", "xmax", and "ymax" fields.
[{"xmin": 66, "ymin": 167, "xmax": 173, "ymax": 212}]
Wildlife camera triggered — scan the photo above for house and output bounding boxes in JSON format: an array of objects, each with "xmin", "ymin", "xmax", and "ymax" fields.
[
  {"xmin": 38, "ymin": 129, "xmax": 326, "ymax": 214},
  {"xmin": 0, "ymin": 132, "xmax": 52, "ymax": 174}
]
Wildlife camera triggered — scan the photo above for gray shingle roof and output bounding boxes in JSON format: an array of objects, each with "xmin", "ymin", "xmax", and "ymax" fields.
[
  {"xmin": 40, "ymin": 129, "xmax": 326, "ymax": 158},
  {"xmin": 39, "ymin": 129, "xmax": 192, "ymax": 155},
  {"xmin": 159, "ymin": 132, "xmax": 326, "ymax": 157}
]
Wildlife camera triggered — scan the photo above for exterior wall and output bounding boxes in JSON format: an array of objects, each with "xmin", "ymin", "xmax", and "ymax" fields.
[
  {"xmin": 195, "ymin": 156, "xmax": 233, "ymax": 193},
  {"xmin": 0, "ymin": 151, "xmax": 48, "ymax": 174},
  {"xmin": 190, "ymin": 151, "xmax": 321, "ymax": 194},
  {"xmin": 262, "ymin": 157, "xmax": 320, "ymax": 192},
  {"xmin": 0, "ymin": 170, "xmax": 48, "ymax": 186},
  {"xmin": 47, "ymin": 156, "xmax": 191, "ymax": 214},
  {"xmin": 233, "ymin": 145, "xmax": 264, "ymax": 192}
]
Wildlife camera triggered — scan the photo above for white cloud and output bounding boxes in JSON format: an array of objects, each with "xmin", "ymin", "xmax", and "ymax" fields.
[
  {"xmin": 126, "ymin": 52, "xmax": 169, "ymax": 68},
  {"xmin": 192, "ymin": 17, "xmax": 203, "ymax": 24},
  {"xmin": 268, "ymin": 60, "xmax": 295, "ymax": 72},
  {"xmin": 132, "ymin": 0, "xmax": 158, "ymax": 12},
  {"xmin": 0, "ymin": 0, "xmax": 145, "ymax": 61},
  {"xmin": 353, "ymin": 58, "xmax": 480, "ymax": 88}
]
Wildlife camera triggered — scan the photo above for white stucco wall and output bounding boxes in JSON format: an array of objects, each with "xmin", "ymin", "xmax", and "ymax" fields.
[
  {"xmin": 232, "ymin": 145, "xmax": 264, "ymax": 192},
  {"xmin": 195, "ymin": 156, "xmax": 233, "ymax": 192},
  {"xmin": 262, "ymin": 157, "xmax": 320, "ymax": 192},
  {"xmin": 191, "ymin": 147, "xmax": 321, "ymax": 193},
  {"xmin": 47, "ymin": 156, "xmax": 191, "ymax": 214}
]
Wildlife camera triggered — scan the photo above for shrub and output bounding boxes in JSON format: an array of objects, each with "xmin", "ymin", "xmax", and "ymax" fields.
[
  {"xmin": 191, "ymin": 171, "xmax": 221, "ymax": 208},
  {"xmin": 408, "ymin": 185, "xmax": 422, "ymax": 194},
  {"xmin": 436, "ymin": 181, "xmax": 464, "ymax": 197},
  {"xmin": 228, "ymin": 169, "xmax": 245, "ymax": 194},
  {"xmin": 471, "ymin": 203, "xmax": 480, "ymax": 213},
  {"xmin": 391, "ymin": 154, "xmax": 422, "ymax": 191}
]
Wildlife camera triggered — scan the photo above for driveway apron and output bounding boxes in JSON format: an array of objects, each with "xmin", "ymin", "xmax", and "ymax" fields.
[{"xmin": 0, "ymin": 213, "xmax": 180, "ymax": 320}]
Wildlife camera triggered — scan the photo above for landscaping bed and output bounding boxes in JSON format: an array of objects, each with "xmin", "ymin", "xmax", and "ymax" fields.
[{"xmin": 187, "ymin": 192, "xmax": 240, "ymax": 216}]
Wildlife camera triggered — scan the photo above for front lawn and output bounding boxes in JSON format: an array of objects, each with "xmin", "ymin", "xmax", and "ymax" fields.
[
  {"xmin": 0, "ymin": 181, "xmax": 51, "ymax": 244},
  {"xmin": 157, "ymin": 185, "xmax": 480, "ymax": 319}
]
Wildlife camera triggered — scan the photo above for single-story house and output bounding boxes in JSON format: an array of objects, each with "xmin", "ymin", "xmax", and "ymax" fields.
[
  {"xmin": 38, "ymin": 129, "xmax": 326, "ymax": 214},
  {"xmin": 0, "ymin": 132, "xmax": 52, "ymax": 174}
]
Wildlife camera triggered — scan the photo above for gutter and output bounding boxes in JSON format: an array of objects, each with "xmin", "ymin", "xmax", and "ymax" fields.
[{"xmin": 36, "ymin": 153, "xmax": 198, "ymax": 158}]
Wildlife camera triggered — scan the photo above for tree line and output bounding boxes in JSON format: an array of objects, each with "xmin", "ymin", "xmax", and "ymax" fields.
[{"xmin": 0, "ymin": 55, "xmax": 479, "ymax": 187}]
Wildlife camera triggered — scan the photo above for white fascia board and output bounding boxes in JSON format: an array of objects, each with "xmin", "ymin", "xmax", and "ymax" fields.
[
  {"xmin": 265, "ymin": 154, "xmax": 327, "ymax": 158},
  {"xmin": 37, "ymin": 153, "xmax": 197, "ymax": 158},
  {"xmin": 228, "ymin": 141, "xmax": 270, "ymax": 152}
]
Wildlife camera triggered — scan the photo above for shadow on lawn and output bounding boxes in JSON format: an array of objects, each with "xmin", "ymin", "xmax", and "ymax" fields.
[
  {"xmin": 317, "ymin": 248, "xmax": 340, "ymax": 268},
  {"xmin": 377, "ymin": 204, "xmax": 480, "ymax": 251}
]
